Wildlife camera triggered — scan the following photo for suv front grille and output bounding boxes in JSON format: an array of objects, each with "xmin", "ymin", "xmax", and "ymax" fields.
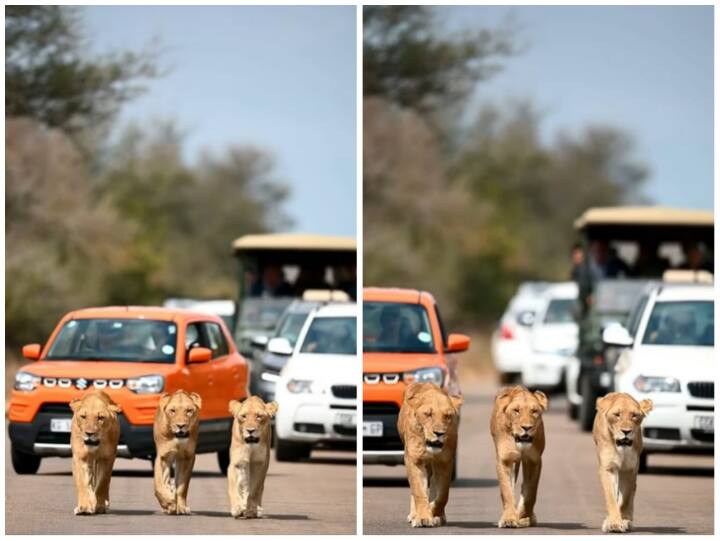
[
  {"xmin": 688, "ymin": 382, "xmax": 714, "ymax": 399},
  {"xmin": 39, "ymin": 403, "xmax": 73, "ymax": 414},
  {"xmin": 331, "ymin": 385, "xmax": 357, "ymax": 399}
]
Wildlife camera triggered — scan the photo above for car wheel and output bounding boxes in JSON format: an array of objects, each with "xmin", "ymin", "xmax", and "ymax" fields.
[
  {"xmin": 579, "ymin": 375, "xmax": 597, "ymax": 432},
  {"xmin": 568, "ymin": 401, "xmax": 579, "ymax": 420},
  {"xmin": 638, "ymin": 451, "xmax": 648, "ymax": 474},
  {"xmin": 217, "ymin": 449, "xmax": 230, "ymax": 475},
  {"xmin": 275, "ymin": 438, "xmax": 311, "ymax": 462},
  {"xmin": 11, "ymin": 444, "xmax": 41, "ymax": 474}
]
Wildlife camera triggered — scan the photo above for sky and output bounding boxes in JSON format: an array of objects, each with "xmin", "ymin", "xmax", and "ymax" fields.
[
  {"xmin": 83, "ymin": 6, "xmax": 356, "ymax": 236},
  {"xmin": 441, "ymin": 5, "xmax": 714, "ymax": 211}
]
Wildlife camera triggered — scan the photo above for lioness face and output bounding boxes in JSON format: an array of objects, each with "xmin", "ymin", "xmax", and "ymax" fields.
[
  {"xmin": 229, "ymin": 397, "xmax": 278, "ymax": 445},
  {"xmin": 70, "ymin": 393, "xmax": 120, "ymax": 447},
  {"xmin": 601, "ymin": 394, "xmax": 652, "ymax": 448},
  {"xmin": 162, "ymin": 392, "xmax": 201, "ymax": 439},
  {"xmin": 504, "ymin": 390, "xmax": 547, "ymax": 445},
  {"xmin": 415, "ymin": 395, "xmax": 460, "ymax": 453}
]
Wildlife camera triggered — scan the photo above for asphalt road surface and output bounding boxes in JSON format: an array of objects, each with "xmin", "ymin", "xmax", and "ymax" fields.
[
  {"xmin": 363, "ymin": 381, "xmax": 714, "ymax": 535},
  {"xmin": 6, "ymin": 434, "xmax": 356, "ymax": 535}
]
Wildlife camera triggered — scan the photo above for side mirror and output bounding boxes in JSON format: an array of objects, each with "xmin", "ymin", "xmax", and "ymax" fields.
[
  {"xmin": 22, "ymin": 344, "xmax": 41, "ymax": 361},
  {"xmin": 267, "ymin": 337, "xmax": 293, "ymax": 356},
  {"xmin": 251, "ymin": 335, "xmax": 269, "ymax": 349},
  {"xmin": 602, "ymin": 325, "xmax": 633, "ymax": 348},
  {"xmin": 516, "ymin": 311, "xmax": 535, "ymax": 327},
  {"xmin": 188, "ymin": 347, "xmax": 212, "ymax": 363},
  {"xmin": 447, "ymin": 333, "xmax": 470, "ymax": 353}
]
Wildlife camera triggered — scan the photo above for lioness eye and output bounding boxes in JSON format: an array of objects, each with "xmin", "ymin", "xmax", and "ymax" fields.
[
  {"xmin": 80, "ymin": 414, "xmax": 87, "ymax": 420},
  {"xmin": 186, "ymin": 408, "xmax": 193, "ymax": 415},
  {"xmin": 98, "ymin": 415, "xmax": 105, "ymax": 421},
  {"xmin": 425, "ymin": 411, "xmax": 432, "ymax": 417},
  {"xmin": 169, "ymin": 408, "xmax": 176, "ymax": 415}
]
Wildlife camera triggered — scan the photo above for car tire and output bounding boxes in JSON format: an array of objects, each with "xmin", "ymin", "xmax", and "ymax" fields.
[
  {"xmin": 217, "ymin": 449, "xmax": 230, "ymax": 475},
  {"xmin": 11, "ymin": 444, "xmax": 41, "ymax": 474},
  {"xmin": 638, "ymin": 451, "xmax": 648, "ymax": 474},
  {"xmin": 568, "ymin": 401, "xmax": 579, "ymax": 420},
  {"xmin": 275, "ymin": 438, "xmax": 311, "ymax": 462},
  {"xmin": 579, "ymin": 375, "xmax": 597, "ymax": 432}
]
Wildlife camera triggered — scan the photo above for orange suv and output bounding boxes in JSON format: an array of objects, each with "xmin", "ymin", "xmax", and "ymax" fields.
[
  {"xmin": 9, "ymin": 306, "xmax": 248, "ymax": 474},
  {"xmin": 362, "ymin": 288, "xmax": 469, "ymax": 468}
]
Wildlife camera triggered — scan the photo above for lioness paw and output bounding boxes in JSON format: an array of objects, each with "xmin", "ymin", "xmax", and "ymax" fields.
[
  {"xmin": 176, "ymin": 503, "xmax": 191, "ymax": 515},
  {"xmin": 602, "ymin": 517, "xmax": 630, "ymax": 533},
  {"xmin": 410, "ymin": 513, "xmax": 437, "ymax": 528},
  {"xmin": 498, "ymin": 514, "xmax": 521, "ymax": 528},
  {"xmin": 74, "ymin": 505, "xmax": 94, "ymax": 516}
]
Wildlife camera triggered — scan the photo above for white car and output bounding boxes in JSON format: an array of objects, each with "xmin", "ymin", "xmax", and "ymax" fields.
[
  {"xmin": 273, "ymin": 303, "xmax": 357, "ymax": 461},
  {"xmin": 492, "ymin": 282, "xmax": 548, "ymax": 383},
  {"xmin": 604, "ymin": 283, "xmax": 714, "ymax": 470},
  {"xmin": 521, "ymin": 282, "xmax": 579, "ymax": 389}
]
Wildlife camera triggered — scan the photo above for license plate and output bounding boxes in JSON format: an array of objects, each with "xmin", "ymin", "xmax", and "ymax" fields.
[
  {"xmin": 363, "ymin": 421, "xmax": 383, "ymax": 437},
  {"xmin": 335, "ymin": 412, "xmax": 356, "ymax": 427},
  {"xmin": 50, "ymin": 418, "xmax": 72, "ymax": 433},
  {"xmin": 694, "ymin": 415, "xmax": 714, "ymax": 431}
]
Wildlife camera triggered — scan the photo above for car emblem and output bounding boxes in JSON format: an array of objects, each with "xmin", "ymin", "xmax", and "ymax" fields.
[{"xmin": 76, "ymin": 378, "xmax": 88, "ymax": 390}]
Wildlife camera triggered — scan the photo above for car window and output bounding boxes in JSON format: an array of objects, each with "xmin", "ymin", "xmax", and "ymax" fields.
[
  {"xmin": 363, "ymin": 302, "xmax": 435, "ymax": 353},
  {"xmin": 434, "ymin": 304, "xmax": 448, "ymax": 350},
  {"xmin": 185, "ymin": 323, "xmax": 203, "ymax": 350},
  {"xmin": 204, "ymin": 322, "xmax": 229, "ymax": 358},
  {"xmin": 299, "ymin": 316, "xmax": 356, "ymax": 354},
  {"xmin": 642, "ymin": 301, "xmax": 714, "ymax": 346},
  {"xmin": 275, "ymin": 312, "xmax": 310, "ymax": 347},
  {"xmin": 543, "ymin": 299, "xmax": 577, "ymax": 324},
  {"xmin": 626, "ymin": 294, "xmax": 649, "ymax": 337},
  {"xmin": 46, "ymin": 318, "xmax": 178, "ymax": 363}
]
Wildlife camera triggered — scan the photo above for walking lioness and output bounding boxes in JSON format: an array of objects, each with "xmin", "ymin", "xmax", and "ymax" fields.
[
  {"xmin": 490, "ymin": 385, "xmax": 547, "ymax": 528},
  {"xmin": 397, "ymin": 382, "xmax": 463, "ymax": 528},
  {"xmin": 153, "ymin": 390, "xmax": 202, "ymax": 515},
  {"xmin": 69, "ymin": 391, "xmax": 121, "ymax": 515},
  {"xmin": 227, "ymin": 396, "xmax": 278, "ymax": 518},
  {"xmin": 593, "ymin": 392, "xmax": 653, "ymax": 533}
]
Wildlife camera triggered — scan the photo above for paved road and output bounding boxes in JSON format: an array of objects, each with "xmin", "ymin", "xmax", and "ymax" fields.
[
  {"xmin": 6, "ymin": 435, "xmax": 356, "ymax": 535},
  {"xmin": 363, "ymin": 381, "xmax": 714, "ymax": 535}
]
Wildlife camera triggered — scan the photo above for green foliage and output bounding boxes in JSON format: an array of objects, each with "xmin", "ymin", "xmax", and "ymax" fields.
[{"xmin": 5, "ymin": 6, "xmax": 157, "ymax": 134}]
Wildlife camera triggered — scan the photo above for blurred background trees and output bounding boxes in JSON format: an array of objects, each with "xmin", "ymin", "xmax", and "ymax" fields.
[
  {"xmin": 6, "ymin": 6, "xmax": 290, "ymax": 350},
  {"xmin": 363, "ymin": 6, "xmax": 649, "ymax": 327}
]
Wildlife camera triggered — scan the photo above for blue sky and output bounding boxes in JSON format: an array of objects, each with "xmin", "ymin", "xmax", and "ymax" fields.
[
  {"xmin": 84, "ymin": 6, "xmax": 357, "ymax": 236},
  {"xmin": 442, "ymin": 5, "xmax": 713, "ymax": 210}
]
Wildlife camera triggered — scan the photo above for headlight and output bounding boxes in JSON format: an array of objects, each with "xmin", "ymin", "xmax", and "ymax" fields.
[
  {"xmin": 403, "ymin": 367, "xmax": 445, "ymax": 387},
  {"xmin": 127, "ymin": 375, "xmax": 164, "ymax": 394},
  {"xmin": 14, "ymin": 371, "xmax": 40, "ymax": 392},
  {"xmin": 634, "ymin": 375, "xmax": 680, "ymax": 393},
  {"xmin": 287, "ymin": 379, "xmax": 314, "ymax": 394}
]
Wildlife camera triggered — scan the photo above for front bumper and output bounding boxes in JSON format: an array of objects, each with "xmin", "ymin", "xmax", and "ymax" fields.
[
  {"xmin": 275, "ymin": 388, "xmax": 357, "ymax": 444},
  {"xmin": 642, "ymin": 403, "xmax": 714, "ymax": 453},
  {"xmin": 363, "ymin": 401, "xmax": 403, "ymax": 466}
]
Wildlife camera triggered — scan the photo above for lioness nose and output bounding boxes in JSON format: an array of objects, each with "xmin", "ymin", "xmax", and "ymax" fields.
[
  {"xmin": 85, "ymin": 431, "xmax": 95, "ymax": 437},
  {"xmin": 176, "ymin": 423, "xmax": 187, "ymax": 429},
  {"xmin": 521, "ymin": 425, "xmax": 532, "ymax": 433},
  {"xmin": 622, "ymin": 429, "xmax": 632, "ymax": 436},
  {"xmin": 433, "ymin": 430, "xmax": 445, "ymax": 437},
  {"xmin": 246, "ymin": 428, "xmax": 256, "ymax": 434}
]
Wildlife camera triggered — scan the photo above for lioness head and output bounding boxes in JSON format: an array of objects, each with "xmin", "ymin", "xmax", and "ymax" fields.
[
  {"xmin": 70, "ymin": 391, "xmax": 121, "ymax": 447},
  {"xmin": 159, "ymin": 390, "xmax": 202, "ymax": 439},
  {"xmin": 597, "ymin": 392, "xmax": 652, "ymax": 448},
  {"xmin": 404, "ymin": 382, "xmax": 463, "ymax": 453},
  {"xmin": 497, "ymin": 386, "xmax": 548, "ymax": 445},
  {"xmin": 229, "ymin": 396, "xmax": 278, "ymax": 445}
]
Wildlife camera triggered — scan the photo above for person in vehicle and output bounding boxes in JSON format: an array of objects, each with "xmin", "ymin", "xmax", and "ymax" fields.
[
  {"xmin": 378, "ymin": 306, "xmax": 423, "ymax": 350},
  {"xmin": 630, "ymin": 240, "xmax": 669, "ymax": 277},
  {"xmin": 590, "ymin": 240, "xmax": 630, "ymax": 278},
  {"xmin": 249, "ymin": 264, "xmax": 294, "ymax": 297},
  {"xmin": 293, "ymin": 265, "xmax": 331, "ymax": 295},
  {"xmin": 677, "ymin": 242, "xmax": 713, "ymax": 273}
]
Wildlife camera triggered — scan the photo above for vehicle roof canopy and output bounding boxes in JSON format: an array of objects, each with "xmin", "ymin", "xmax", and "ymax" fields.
[
  {"xmin": 232, "ymin": 233, "xmax": 356, "ymax": 266},
  {"xmin": 574, "ymin": 207, "xmax": 714, "ymax": 243}
]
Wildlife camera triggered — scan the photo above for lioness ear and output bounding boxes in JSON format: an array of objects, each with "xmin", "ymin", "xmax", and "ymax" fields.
[
  {"xmin": 596, "ymin": 393, "xmax": 614, "ymax": 412},
  {"xmin": 109, "ymin": 404, "xmax": 122, "ymax": 414},
  {"xmin": 189, "ymin": 392, "xmax": 202, "ymax": 410},
  {"xmin": 158, "ymin": 392, "xmax": 172, "ymax": 411},
  {"xmin": 229, "ymin": 400, "xmax": 242, "ymax": 416},
  {"xmin": 69, "ymin": 398, "xmax": 82, "ymax": 413},
  {"xmin": 265, "ymin": 401, "xmax": 279, "ymax": 418},
  {"xmin": 450, "ymin": 395, "xmax": 463, "ymax": 413},
  {"xmin": 497, "ymin": 386, "xmax": 520, "ymax": 412},
  {"xmin": 533, "ymin": 390, "xmax": 548, "ymax": 411},
  {"xmin": 639, "ymin": 399, "xmax": 653, "ymax": 416},
  {"xmin": 404, "ymin": 382, "xmax": 423, "ymax": 405}
]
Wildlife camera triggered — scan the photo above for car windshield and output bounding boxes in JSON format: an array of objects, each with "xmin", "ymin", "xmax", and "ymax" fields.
[
  {"xmin": 239, "ymin": 298, "xmax": 293, "ymax": 330},
  {"xmin": 363, "ymin": 302, "xmax": 435, "ymax": 353},
  {"xmin": 642, "ymin": 301, "xmax": 714, "ymax": 346},
  {"xmin": 45, "ymin": 318, "xmax": 178, "ymax": 363},
  {"xmin": 275, "ymin": 312, "xmax": 310, "ymax": 347},
  {"xmin": 543, "ymin": 299, "xmax": 577, "ymax": 324},
  {"xmin": 299, "ymin": 316, "xmax": 356, "ymax": 354}
]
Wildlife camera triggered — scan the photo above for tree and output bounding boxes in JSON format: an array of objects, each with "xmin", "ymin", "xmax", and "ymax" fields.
[
  {"xmin": 364, "ymin": 6, "xmax": 516, "ymax": 116},
  {"xmin": 5, "ymin": 6, "xmax": 157, "ymax": 135}
]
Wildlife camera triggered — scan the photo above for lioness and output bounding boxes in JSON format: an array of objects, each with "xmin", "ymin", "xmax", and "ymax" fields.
[
  {"xmin": 227, "ymin": 396, "xmax": 278, "ymax": 518},
  {"xmin": 153, "ymin": 390, "xmax": 202, "ymax": 515},
  {"xmin": 490, "ymin": 385, "xmax": 547, "ymax": 528},
  {"xmin": 69, "ymin": 390, "xmax": 121, "ymax": 515},
  {"xmin": 397, "ymin": 382, "xmax": 463, "ymax": 528},
  {"xmin": 593, "ymin": 392, "xmax": 652, "ymax": 533}
]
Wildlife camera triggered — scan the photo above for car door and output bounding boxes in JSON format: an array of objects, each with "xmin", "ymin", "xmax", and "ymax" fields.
[
  {"xmin": 203, "ymin": 321, "xmax": 241, "ymax": 405},
  {"xmin": 183, "ymin": 321, "xmax": 217, "ymax": 420}
]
